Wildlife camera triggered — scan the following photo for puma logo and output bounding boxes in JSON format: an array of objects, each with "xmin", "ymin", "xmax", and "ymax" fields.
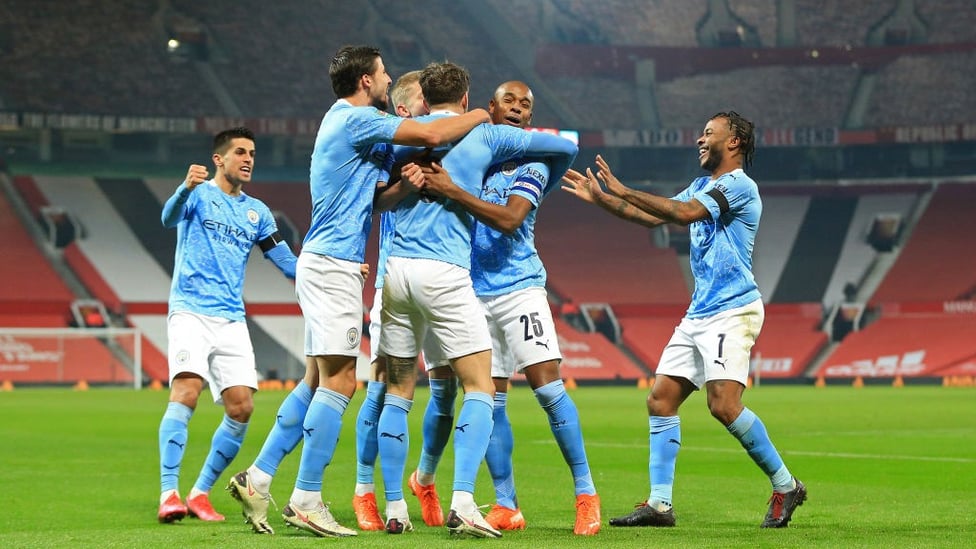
[
  {"xmin": 380, "ymin": 432, "xmax": 405, "ymax": 442},
  {"xmin": 455, "ymin": 423, "xmax": 470, "ymax": 433},
  {"xmin": 535, "ymin": 340, "xmax": 550, "ymax": 350}
]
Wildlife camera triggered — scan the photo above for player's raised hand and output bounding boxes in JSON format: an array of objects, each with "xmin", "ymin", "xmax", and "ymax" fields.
[
  {"xmin": 360, "ymin": 263, "xmax": 370, "ymax": 278},
  {"xmin": 561, "ymin": 168, "xmax": 597, "ymax": 204},
  {"xmin": 184, "ymin": 164, "xmax": 209, "ymax": 191},
  {"xmin": 594, "ymin": 154, "xmax": 627, "ymax": 196}
]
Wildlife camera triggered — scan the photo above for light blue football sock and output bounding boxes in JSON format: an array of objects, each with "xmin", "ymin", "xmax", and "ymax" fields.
[
  {"xmin": 194, "ymin": 414, "xmax": 248, "ymax": 493},
  {"xmin": 254, "ymin": 380, "xmax": 313, "ymax": 477},
  {"xmin": 485, "ymin": 391, "xmax": 517, "ymax": 508},
  {"xmin": 378, "ymin": 394, "xmax": 412, "ymax": 501},
  {"xmin": 727, "ymin": 407, "xmax": 794, "ymax": 491},
  {"xmin": 418, "ymin": 377, "xmax": 457, "ymax": 476},
  {"xmin": 355, "ymin": 381, "xmax": 386, "ymax": 484},
  {"xmin": 535, "ymin": 379, "xmax": 596, "ymax": 496},
  {"xmin": 159, "ymin": 401, "xmax": 193, "ymax": 492},
  {"xmin": 295, "ymin": 388, "xmax": 349, "ymax": 491},
  {"xmin": 452, "ymin": 392, "xmax": 493, "ymax": 493},
  {"xmin": 649, "ymin": 415, "xmax": 681, "ymax": 508}
]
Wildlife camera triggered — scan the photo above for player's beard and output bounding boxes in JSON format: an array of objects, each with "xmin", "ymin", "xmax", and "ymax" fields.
[
  {"xmin": 370, "ymin": 91, "xmax": 389, "ymax": 111},
  {"xmin": 701, "ymin": 145, "xmax": 722, "ymax": 172}
]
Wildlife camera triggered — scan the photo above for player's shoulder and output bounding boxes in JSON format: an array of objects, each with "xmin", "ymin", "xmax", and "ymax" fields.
[{"xmin": 723, "ymin": 169, "xmax": 758, "ymax": 191}]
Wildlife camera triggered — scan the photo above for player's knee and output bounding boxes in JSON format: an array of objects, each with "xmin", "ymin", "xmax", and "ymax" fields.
[{"xmin": 707, "ymin": 401, "xmax": 741, "ymax": 426}]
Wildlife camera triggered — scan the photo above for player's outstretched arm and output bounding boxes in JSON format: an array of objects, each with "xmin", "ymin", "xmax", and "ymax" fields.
[
  {"xmin": 392, "ymin": 108, "xmax": 490, "ymax": 147},
  {"xmin": 161, "ymin": 164, "xmax": 208, "ymax": 228},
  {"xmin": 561, "ymin": 167, "xmax": 664, "ymax": 228},
  {"xmin": 419, "ymin": 162, "xmax": 531, "ymax": 235},
  {"xmin": 594, "ymin": 155, "xmax": 708, "ymax": 226}
]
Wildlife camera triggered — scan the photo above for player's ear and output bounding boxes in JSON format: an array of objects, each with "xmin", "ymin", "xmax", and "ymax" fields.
[
  {"xmin": 727, "ymin": 134, "xmax": 740, "ymax": 152},
  {"xmin": 461, "ymin": 92, "xmax": 469, "ymax": 111},
  {"xmin": 212, "ymin": 152, "xmax": 222, "ymax": 168}
]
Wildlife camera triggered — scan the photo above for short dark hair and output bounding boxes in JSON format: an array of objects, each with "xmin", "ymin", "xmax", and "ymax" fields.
[
  {"xmin": 213, "ymin": 127, "xmax": 254, "ymax": 154},
  {"xmin": 711, "ymin": 111, "xmax": 755, "ymax": 168},
  {"xmin": 330, "ymin": 45, "xmax": 382, "ymax": 98},
  {"xmin": 419, "ymin": 61, "xmax": 469, "ymax": 106}
]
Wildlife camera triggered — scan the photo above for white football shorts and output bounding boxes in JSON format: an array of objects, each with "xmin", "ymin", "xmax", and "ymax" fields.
[
  {"xmin": 480, "ymin": 286, "xmax": 561, "ymax": 378},
  {"xmin": 296, "ymin": 252, "xmax": 365, "ymax": 357},
  {"xmin": 379, "ymin": 256, "xmax": 490, "ymax": 362},
  {"xmin": 369, "ymin": 288, "xmax": 446, "ymax": 369},
  {"xmin": 166, "ymin": 311, "xmax": 258, "ymax": 403},
  {"xmin": 655, "ymin": 298, "xmax": 764, "ymax": 388}
]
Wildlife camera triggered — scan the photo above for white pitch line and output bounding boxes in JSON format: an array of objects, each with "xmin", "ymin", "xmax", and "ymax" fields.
[{"xmin": 537, "ymin": 440, "xmax": 975, "ymax": 463}]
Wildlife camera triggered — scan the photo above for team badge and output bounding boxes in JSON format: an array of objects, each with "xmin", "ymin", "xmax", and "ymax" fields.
[
  {"xmin": 346, "ymin": 327, "xmax": 360, "ymax": 347},
  {"xmin": 247, "ymin": 209, "xmax": 259, "ymax": 224},
  {"xmin": 501, "ymin": 161, "xmax": 517, "ymax": 176},
  {"xmin": 175, "ymin": 350, "xmax": 190, "ymax": 365}
]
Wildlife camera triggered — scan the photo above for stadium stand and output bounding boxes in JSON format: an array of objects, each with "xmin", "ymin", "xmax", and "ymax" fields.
[
  {"xmin": 0, "ymin": 1, "xmax": 222, "ymax": 116},
  {"xmin": 870, "ymin": 183, "xmax": 976, "ymax": 303},
  {"xmin": 0, "ymin": 181, "xmax": 74, "ymax": 312},
  {"xmin": 815, "ymin": 307, "xmax": 976, "ymax": 378},
  {"xmin": 656, "ymin": 65, "xmax": 861, "ymax": 129},
  {"xmin": 534, "ymin": 189, "xmax": 690, "ymax": 307}
]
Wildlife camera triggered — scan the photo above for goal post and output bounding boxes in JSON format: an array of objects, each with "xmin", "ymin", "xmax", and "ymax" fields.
[{"xmin": 0, "ymin": 327, "xmax": 143, "ymax": 389}]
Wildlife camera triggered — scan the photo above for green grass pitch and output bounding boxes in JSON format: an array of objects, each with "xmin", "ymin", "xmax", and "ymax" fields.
[{"xmin": 1, "ymin": 385, "xmax": 973, "ymax": 548}]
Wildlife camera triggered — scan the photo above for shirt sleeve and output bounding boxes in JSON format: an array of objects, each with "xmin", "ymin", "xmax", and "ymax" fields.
[
  {"xmin": 508, "ymin": 160, "xmax": 550, "ymax": 208},
  {"xmin": 256, "ymin": 202, "xmax": 279, "ymax": 242},
  {"xmin": 347, "ymin": 107, "xmax": 404, "ymax": 147},
  {"xmin": 692, "ymin": 172, "xmax": 752, "ymax": 221}
]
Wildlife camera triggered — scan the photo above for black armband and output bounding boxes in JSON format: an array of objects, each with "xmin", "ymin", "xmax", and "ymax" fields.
[
  {"xmin": 706, "ymin": 188, "xmax": 730, "ymax": 214},
  {"xmin": 258, "ymin": 231, "xmax": 284, "ymax": 253}
]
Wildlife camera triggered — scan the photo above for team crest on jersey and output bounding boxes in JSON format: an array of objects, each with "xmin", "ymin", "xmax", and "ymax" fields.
[
  {"xmin": 346, "ymin": 327, "xmax": 360, "ymax": 347},
  {"xmin": 501, "ymin": 161, "xmax": 517, "ymax": 176},
  {"xmin": 175, "ymin": 350, "xmax": 190, "ymax": 366},
  {"xmin": 246, "ymin": 209, "xmax": 259, "ymax": 224}
]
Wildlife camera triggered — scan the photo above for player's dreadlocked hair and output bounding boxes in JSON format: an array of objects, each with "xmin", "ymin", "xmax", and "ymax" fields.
[{"xmin": 711, "ymin": 111, "xmax": 755, "ymax": 168}]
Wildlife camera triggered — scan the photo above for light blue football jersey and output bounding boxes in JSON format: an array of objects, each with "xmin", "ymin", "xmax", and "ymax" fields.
[
  {"xmin": 676, "ymin": 168, "xmax": 762, "ymax": 318},
  {"xmin": 303, "ymin": 99, "xmax": 404, "ymax": 262},
  {"xmin": 165, "ymin": 181, "xmax": 278, "ymax": 322},
  {"xmin": 471, "ymin": 158, "xmax": 552, "ymax": 296},
  {"xmin": 389, "ymin": 113, "xmax": 577, "ymax": 270}
]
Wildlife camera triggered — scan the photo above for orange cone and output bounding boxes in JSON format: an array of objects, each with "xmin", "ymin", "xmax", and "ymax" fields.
[
  {"xmin": 892, "ymin": 375, "xmax": 904, "ymax": 387},
  {"xmin": 852, "ymin": 376, "xmax": 864, "ymax": 388},
  {"xmin": 637, "ymin": 377, "xmax": 648, "ymax": 389},
  {"xmin": 1, "ymin": 380, "xmax": 13, "ymax": 391},
  {"xmin": 815, "ymin": 375, "xmax": 826, "ymax": 388},
  {"xmin": 283, "ymin": 379, "xmax": 296, "ymax": 390},
  {"xmin": 564, "ymin": 377, "xmax": 578, "ymax": 390},
  {"xmin": 73, "ymin": 379, "xmax": 89, "ymax": 391},
  {"xmin": 149, "ymin": 379, "xmax": 164, "ymax": 390}
]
